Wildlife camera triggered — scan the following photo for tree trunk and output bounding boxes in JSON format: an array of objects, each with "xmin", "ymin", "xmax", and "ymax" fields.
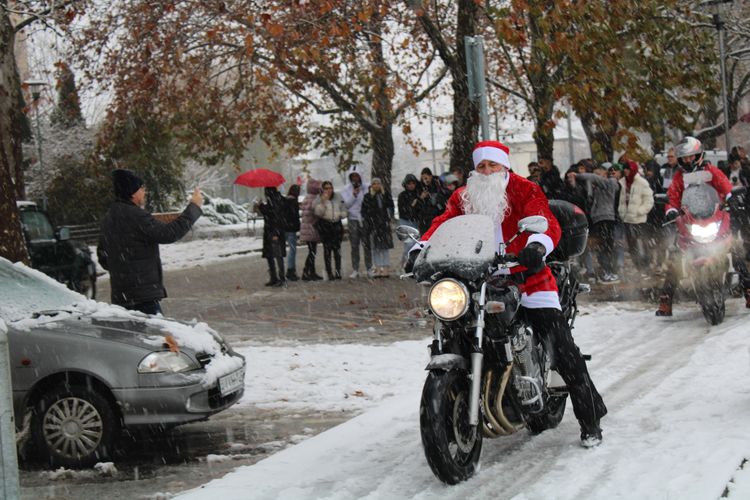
[
  {"xmin": 533, "ymin": 105, "xmax": 555, "ymax": 161},
  {"xmin": 410, "ymin": 0, "xmax": 479, "ymax": 178},
  {"xmin": 449, "ymin": 0, "xmax": 479, "ymax": 177},
  {"xmin": 370, "ymin": 124, "xmax": 394, "ymax": 193},
  {"xmin": 0, "ymin": 6, "xmax": 29, "ymax": 263},
  {"xmin": 579, "ymin": 112, "xmax": 615, "ymax": 162}
]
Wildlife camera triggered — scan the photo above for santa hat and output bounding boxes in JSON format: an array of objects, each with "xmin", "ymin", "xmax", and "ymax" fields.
[{"xmin": 472, "ymin": 140, "xmax": 510, "ymax": 169}]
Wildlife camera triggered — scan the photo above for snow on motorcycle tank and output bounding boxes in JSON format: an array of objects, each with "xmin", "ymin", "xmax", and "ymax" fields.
[
  {"xmin": 413, "ymin": 214, "xmax": 497, "ymax": 282},
  {"xmin": 682, "ymin": 183, "xmax": 720, "ymax": 219}
]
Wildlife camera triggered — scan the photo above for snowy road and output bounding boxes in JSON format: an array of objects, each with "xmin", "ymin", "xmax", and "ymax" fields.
[{"xmin": 179, "ymin": 299, "xmax": 750, "ymax": 500}]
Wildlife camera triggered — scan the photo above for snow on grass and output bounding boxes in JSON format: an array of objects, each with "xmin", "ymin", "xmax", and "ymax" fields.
[
  {"xmin": 235, "ymin": 340, "xmax": 429, "ymax": 413},
  {"xmin": 91, "ymin": 234, "xmax": 264, "ymax": 277}
]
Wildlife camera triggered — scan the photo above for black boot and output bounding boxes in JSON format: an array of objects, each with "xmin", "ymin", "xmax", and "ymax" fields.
[
  {"xmin": 265, "ymin": 258, "xmax": 279, "ymax": 286},
  {"xmin": 655, "ymin": 294, "xmax": 672, "ymax": 316},
  {"xmin": 287, "ymin": 269, "xmax": 299, "ymax": 281},
  {"xmin": 580, "ymin": 419, "xmax": 602, "ymax": 448}
]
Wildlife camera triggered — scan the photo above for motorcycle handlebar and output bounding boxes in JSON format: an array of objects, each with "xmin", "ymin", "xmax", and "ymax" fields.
[{"xmin": 493, "ymin": 253, "xmax": 520, "ymax": 267}]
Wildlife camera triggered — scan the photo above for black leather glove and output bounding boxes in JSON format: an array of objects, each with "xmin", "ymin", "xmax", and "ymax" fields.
[
  {"xmin": 518, "ymin": 242, "xmax": 546, "ymax": 274},
  {"xmin": 665, "ymin": 210, "xmax": 679, "ymax": 223},
  {"xmin": 404, "ymin": 248, "xmax": 421, "ymax": 274}
]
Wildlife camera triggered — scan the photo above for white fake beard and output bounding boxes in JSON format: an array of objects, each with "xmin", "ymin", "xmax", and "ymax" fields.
[{"xmin": 461, "ymin": 171, "xmax": 509, "ymax": 223}]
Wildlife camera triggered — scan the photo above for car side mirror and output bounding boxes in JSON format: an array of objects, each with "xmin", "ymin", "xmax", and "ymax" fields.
[
  {"xmin": 517, "ymin": 216, "xmax": 548, "ymax": 234},
  {"xmin": 56, "ymin": 227, "xmax": 71, "ymax": 241},
  {"xmin": 395, "ymin": 225, "xmax": 420, "ymax": 242}
]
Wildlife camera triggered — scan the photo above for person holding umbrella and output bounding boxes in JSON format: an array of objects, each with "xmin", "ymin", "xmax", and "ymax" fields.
[
  {"xmin": 235, "ymin": 168, "xmax": 290, "ymax": 287},
  {"xmin": 254, "ymin": 186, "xmax": 288, "ymax": 287}
]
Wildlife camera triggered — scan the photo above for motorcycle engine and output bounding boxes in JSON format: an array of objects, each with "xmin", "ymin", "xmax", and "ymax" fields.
[{"xmin": 510, "ymin": 323, "xmax": 545, "ymax": 413}]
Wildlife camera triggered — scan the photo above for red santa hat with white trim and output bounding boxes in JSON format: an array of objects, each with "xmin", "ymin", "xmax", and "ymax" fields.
[{"xmin": 472, "ymin": 140, "xmax": 510, "ymax": 169}]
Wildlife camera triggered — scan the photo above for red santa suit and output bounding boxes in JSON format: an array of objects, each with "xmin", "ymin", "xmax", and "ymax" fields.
[
  {"xmin": 665, "ymin": 162, "xmax": 732, "ymax": 249},
  {"xmin": 421, "ymin": 171, "xmax": 562, "ymax": 309}
]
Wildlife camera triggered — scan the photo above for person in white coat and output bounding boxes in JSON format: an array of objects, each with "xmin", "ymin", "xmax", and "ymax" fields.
[
  {"xmin": 340, "ymin": 165, "xmax": 373, "ymax": 278},
  {"xmin": 618, "ymin": 161, "xmax": 654, "ymax": 273}
]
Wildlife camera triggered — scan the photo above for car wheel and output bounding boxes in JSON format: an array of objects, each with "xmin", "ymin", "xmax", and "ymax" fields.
[{"xmin": 31, "ymin": 384, "xmax": 119, "ymax": 468}]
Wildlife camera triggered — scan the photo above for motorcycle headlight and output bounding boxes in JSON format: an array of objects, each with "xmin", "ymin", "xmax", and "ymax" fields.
[
  {"xmin": 138, "ymin": 351, "xmax": 198, "ymax": 373},
  {"xmin": 428, "ymin": 279, "xmax": 470, "ymax": 321},
  {"xmin": 690, "ymin": 222, "xmax": 720, "ymax": 243}
]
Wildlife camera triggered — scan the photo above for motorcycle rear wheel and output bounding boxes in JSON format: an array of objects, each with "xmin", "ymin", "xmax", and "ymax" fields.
[{"xmin": 420, "ymin": 370, "xmax": 482, "ymax": 485}]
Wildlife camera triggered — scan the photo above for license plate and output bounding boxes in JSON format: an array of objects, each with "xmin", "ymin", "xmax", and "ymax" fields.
[{"xmin": 219, "ymin": 369, "xmax": 244, "ymax": 397}]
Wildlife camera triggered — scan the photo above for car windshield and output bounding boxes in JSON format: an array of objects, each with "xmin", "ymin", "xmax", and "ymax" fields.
[
  {"xmin": 20, "ymin": 210, "xmax": 55, "ymax": 241},
  {"xmin": 0, "ymin": 258, "xmax": 82, "ymax": 322}
]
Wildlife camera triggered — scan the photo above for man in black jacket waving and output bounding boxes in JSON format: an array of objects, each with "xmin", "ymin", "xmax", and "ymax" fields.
[{"xmin": 97, "ymin": 169, "xmax": 203, "ymax": 315}]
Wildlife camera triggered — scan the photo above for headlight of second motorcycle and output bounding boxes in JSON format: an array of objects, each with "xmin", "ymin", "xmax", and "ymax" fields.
[
  {"xmin": 428, "ymin": 278, "xmax": 469, "ymax": 321},
  {"xmin": 689, "ymin": 222, "xmax": 720, "ymax": 243}
]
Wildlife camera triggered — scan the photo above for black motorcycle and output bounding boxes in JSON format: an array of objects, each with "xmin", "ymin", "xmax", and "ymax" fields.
[{"xmin": 397, "ymin": 200, "xmax": 588, "ymax": 484}]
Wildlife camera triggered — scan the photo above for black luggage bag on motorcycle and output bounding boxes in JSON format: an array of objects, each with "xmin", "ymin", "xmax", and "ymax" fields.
[{"xmin": 547, "ymin": 200, "xmax": 588, "ymax": 261}]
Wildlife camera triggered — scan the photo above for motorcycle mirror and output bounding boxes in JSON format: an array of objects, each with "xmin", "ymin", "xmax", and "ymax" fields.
[
  {"xmin": 653, "ymin": 193, "xmax": 668, "ymax": 205},
  {"xmin": 517, "ymin": 215, "xmax": 548, "ymax": 234},
  {"xmin": 396, "ymin": 225, "xmax": 420, "ymax": 242}
]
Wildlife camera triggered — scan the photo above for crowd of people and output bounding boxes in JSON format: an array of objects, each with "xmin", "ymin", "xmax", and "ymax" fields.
[
  {"xmin": 253, "ymin": 142, "xmax": 750, "ymax": 296},
  {"xmin": 254, "ymin": 163, "xmax": 467, "ymax": 287},
  {"xmin": 524, "ymin": 145, "xmax": 750, "ymax": 288}
]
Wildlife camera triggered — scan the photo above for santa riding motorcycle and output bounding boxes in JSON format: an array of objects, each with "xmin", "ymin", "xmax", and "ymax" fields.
[
  {"xmin": 405, "ymin": 140, "xmax": 607, "ymax": 447},
  {"xmin": 655, "ymin": 136, "xmax": 750, "ymax": 318}
]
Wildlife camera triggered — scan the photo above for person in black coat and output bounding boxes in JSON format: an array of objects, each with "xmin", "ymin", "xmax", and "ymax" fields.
[
  {"xmin": 284, "ymin": 184, "xmax": 301, "ymax": 281},
  {"xmin": 97, "ymin": 169, "xmax": 203, "ymax": 315},
  {"xmin": 416, "ymin": 168, "xmax": 447, "ymax": 234},
  {"xmin": 538, "ymin": 156, "xmax": 565, "ymax": 199},
  {"xmin": 362, "ymin": 177, "xmax": 395, "ymax": 277},
  {"xmin": 397, "ymin": 174, "xmax": 422, "ymax": 268},
  {"xmin": 256, "ymin": 187, "xmax": 288, "ymax": 287}
]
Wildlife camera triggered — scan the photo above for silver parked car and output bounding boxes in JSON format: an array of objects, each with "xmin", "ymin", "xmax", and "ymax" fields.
[{"xmin": 0, "ymin": 258, "xmax": 246, "ymax": 467}]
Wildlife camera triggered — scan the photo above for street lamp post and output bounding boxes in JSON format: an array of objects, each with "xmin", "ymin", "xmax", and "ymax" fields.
[{"xmin": 25, "ymin": 79, "xmax": 48, "ymax": 210}]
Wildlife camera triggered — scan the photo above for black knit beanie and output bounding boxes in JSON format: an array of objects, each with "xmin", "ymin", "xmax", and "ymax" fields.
[{"xmin": 112, "ymin": 169, "xmax": 144, "ymax": 200}]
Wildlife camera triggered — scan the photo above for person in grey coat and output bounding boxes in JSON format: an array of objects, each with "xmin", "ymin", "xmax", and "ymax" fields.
[
  {"xmin": 568, "ymin": 164, "xmax": 620, "ymax": 283},
  {"xmin": 299, "ymin": 178, "xmax": 324, "ymax": 281},
  {"xmin": 97, "ymin": 169, "xmax": 203, "ymax": 315}
]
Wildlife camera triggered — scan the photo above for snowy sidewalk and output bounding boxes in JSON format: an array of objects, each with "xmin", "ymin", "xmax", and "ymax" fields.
[{"xmin": 177, "ymin": 301, "xmax": 750, "ymax": 500}]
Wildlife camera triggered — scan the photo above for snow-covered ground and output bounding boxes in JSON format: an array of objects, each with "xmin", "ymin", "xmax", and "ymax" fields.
[
  {"xmin": 178, "ymin": 300, "xmax": 750, "ymax": 500},
  {"xmin": 91, "ymin": 231, "xmax": 264, "ymax": 276}
]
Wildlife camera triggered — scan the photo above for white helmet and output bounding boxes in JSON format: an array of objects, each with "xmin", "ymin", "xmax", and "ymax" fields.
[{"xmin": 674, "ymin": 136, "xmax": 704, "ymax": 172}]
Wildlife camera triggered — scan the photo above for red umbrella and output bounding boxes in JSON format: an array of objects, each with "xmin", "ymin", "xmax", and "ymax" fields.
[{"xmin": 234, "ymin": 169, "xmax": 285, "ymax": 188}]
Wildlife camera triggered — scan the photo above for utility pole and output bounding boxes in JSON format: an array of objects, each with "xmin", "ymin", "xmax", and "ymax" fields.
[
  {"xmin": 465, "ymin": 36, "xmax": 490, "ymax": 141},
  {"xmin": 428, "ymin": 97, "xmax": 437, "ymax": 172},
  {"xmin": 566, "ymin": 102, "xmax": 575, "ymax": 166},
  {"xmin": 0, "ymin": 322, "xmax": 20, "ymax": 500},
  {"xmin": 704, "ymin": 0, "xmax": 733, "ymax": 153}
]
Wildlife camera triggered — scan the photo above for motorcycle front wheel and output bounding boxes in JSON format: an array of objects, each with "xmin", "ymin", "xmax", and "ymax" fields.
[
  {"xmin": 698, "ymin": 285, "xmax": 725, "ymax": 326},
  {"xmin": 420, "ymin": 370, "xmax": 482, "ymax": 484}
]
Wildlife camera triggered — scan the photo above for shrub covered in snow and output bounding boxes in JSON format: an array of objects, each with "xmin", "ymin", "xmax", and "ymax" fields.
[{"xmin": 196, "ymin": 194, "xmax": 252, "ymax": 225}]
